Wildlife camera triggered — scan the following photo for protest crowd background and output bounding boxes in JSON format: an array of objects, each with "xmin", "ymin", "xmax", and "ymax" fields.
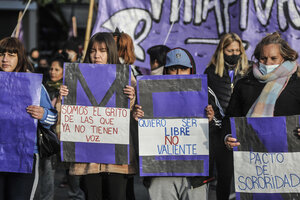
[{"xmin": 1, "ymin": 0, "xmax": 300, "ymax": 200}]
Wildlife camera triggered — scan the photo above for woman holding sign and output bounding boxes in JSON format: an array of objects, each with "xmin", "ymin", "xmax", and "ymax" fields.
[
  {"xmin": 224, "ymin": 33, "xmax": 300, "ymax": 197},
  {"xmin": 60, "ymin": 32, "xmax": 137, "ymax": 200},
  {"xmin": 0, "ymin": 37, "xmax": 57, "ymax": 200},
  {"xmin": 204, "ymin": 33, "xmax": 249, "ymax": 200}
]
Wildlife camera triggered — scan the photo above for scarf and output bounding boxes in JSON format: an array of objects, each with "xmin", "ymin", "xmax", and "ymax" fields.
[
  {"xmin": 246, "ymin": 61, "xmax": 297, "ymax": 117},
  {"xmin": 46, "ymin": 79, "xmax": 63, "ymax": 90}
]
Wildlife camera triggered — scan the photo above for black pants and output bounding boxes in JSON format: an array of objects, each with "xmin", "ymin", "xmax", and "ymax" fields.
[
  {"xmin": 81, "ymin": 173, "xmax": 128, "ymax": 200},
  {"xmin": 0, "ymin": 154, "xmax": 39, "ymax": 200},
  {"xmin": 215, "ymin": 145, "xmax": 233, "ymax": 200}
]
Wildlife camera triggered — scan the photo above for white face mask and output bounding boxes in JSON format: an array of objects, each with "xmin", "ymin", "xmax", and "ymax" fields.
[
  {"xmin": 68, "ymin": 51, "xmax": 77, "ymax": 62},
  {"xmin": 259, "ymin": 63, "xmax": 280, "ymax": 75},
  {"xmin": 151, "ymin": 66, "xmax": 164, "ymax": 75}
]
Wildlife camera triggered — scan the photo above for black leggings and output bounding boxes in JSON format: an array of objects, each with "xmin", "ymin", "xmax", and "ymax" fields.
[
  {"xmin": 215, "ymin": 146, "xmax": 233, "ymax": 200},
  {"xmin": 0, "ymin": 154, "xmax": 39, "ymax": 200},
  {"xmin": 81, "ymin": 173, "xmax": 128, "ymax": 200}
]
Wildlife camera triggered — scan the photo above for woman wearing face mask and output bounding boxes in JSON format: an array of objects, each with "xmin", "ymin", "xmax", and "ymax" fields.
[
  {"xmin": 60, "ymin": 32, "xmax": 136, "ymax": 200},
  {"xmin": 204, "ymin": 33, "xmax": 249, "ymax": 200},
  {"xmin": 224, "ymin": 32, "xmax": 300, "ymax": 198},
  {"xmin": 147, "ymin": 45, "xmax": 170, "ymax": 75},
  {"xmin": 63, "ymin": 39, "xmax": 80, "ymax": 63}
]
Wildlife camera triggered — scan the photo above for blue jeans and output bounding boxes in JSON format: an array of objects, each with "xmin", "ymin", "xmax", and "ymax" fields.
[{"xmin": 37, "ymin": 156, "xmax": 55, "ymax": 200}]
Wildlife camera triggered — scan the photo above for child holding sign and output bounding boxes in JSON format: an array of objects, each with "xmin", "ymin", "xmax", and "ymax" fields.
[{"xmin": 133, "ymin": 47, "xmax": 210, "ymax": 200}]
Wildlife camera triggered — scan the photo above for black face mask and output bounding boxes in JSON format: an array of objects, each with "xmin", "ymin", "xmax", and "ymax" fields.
[
  {"xmin": 224, "ymin": 54, "xmax": 240, "ymax": 65},
  {"xmin": 31, "ymin": 57, "xmax": 38, "ymax": 62}
]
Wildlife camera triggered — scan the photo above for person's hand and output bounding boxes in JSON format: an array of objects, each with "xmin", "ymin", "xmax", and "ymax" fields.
[
  {"xmin": 225, "ymin": 136, "xmax": 240, "ymax": 149},
  {"xmin": 123, "ymin": 85, "xmax": 135, "ymax": 100},
  {"xmin": 59, "ymin": 85, "xmax": 69, "ymax": 100},
  {"xmin": 205, "ymin": 105, "xmax": 214, "ymax": 122},
  {"xmin": 298, "ymin": 127, "xmax": 300, "ymax": 137},
  {"xmin": 132, "ymin": 104, "xmax": 144, "ymax": 121},
  {"xmin": 27, "ymin": 105, "xmax": 45, "ymax": 120}
]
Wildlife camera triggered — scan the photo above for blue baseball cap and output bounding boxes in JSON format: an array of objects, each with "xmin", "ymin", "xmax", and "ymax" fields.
[{"xmin": 165, "ymin": 48, "xmax": 193, "ymax": 68}]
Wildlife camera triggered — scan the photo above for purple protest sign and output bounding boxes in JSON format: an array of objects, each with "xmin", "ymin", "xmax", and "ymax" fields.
[
  {"xmin": 60, "ymin": 63, "xmax": 131, "ymax": 165},
  {"xmin": 231, "ymin": 116, "xmax": 300, "ymax": 199},
  {"xmin": 0, "ymin": 72, "xmax": 42, "ymax": 173},
  {"xmin": 137, "ymin": 74, "xmax": 208, "ymax": 118},
  {"xmin": 93, "ymin": 0, "xmax": 300, "ymax": 74},
  {"xmin": 137, "ymin": 74, "xmax": 209, "ymax": 176}
]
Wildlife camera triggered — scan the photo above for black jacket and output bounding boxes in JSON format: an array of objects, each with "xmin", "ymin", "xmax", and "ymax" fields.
[
  {"xmin": 222, "ymin": 68, "xmax": 300, "ymax": 141},
  {"xmin": 226, "ymin": 69, "xmax": 300, "ymax": 117},
  {"xmin": 204, "ymin": 64, "xmax": 242, "ymax": 114},
  {"xmin": 203, "ymin": 64, "xmax": 245, "ymax": 181}
]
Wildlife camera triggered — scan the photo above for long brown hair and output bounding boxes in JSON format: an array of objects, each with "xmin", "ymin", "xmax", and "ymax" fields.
[
  {"xmin": 117, "ymin": 33, "xmax": 136, "ymax": 65},
  {"xmin": 83, "ymin": 32, "xmax": 119, "ymax": 64},
  {"xmin": 0, "ymin": 37, "xmax": 32, "ymax": 72},
  {"xmin": 207, "ymin": 33, "xmax": 248, "ymax": 77}
]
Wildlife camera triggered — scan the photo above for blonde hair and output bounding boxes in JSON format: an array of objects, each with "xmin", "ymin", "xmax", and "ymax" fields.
[{"xmin": 207, "ymin": 33, "xmax": 248, "ymax": 77}]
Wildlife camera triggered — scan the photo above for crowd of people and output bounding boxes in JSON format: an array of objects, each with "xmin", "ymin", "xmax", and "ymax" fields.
[{"xmin": 0, "ymin": 30, "xmax": 299, "ymax": 200}]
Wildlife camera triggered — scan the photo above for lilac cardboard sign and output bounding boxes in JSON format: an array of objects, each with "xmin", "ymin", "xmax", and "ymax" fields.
[
  {"xmin": 0, "ymin": 72, "xmax": 42, "ymax": 173},
  {"xmin": 231, "ymin": 116, "xmax": 300, "ymax": 200},
  {"xmin": 60, "ymin": 63, "xmax": 131, "ymax": 165},
  {"xmin": 137, "ymin": 74, "xmax": 209, "ymax": 176}
]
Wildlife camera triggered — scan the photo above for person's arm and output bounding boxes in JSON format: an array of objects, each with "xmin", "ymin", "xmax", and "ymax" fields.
[
  {"xmin": 32, "ymin": 85, "xmax": 57, "ymax": 129},
  {"xmin": 205, "ymin": 67, "xmax": 225, "ymax": 127},
  {"xmin": 124, "ymin": 73, "xmax": 137, "ymax": 111},
  {"xmin": 124, "ymin": 85, "xmax": 136, "ymax": 111},
  {"xmin": 132, "ymin": 104, "xmax": 144, "ymax": 121},
  {"xmin": 59, "ymin": 85, "xmax": 69, "ymax": 99},
  {"xmin": 222, "ymin": 81, "xmax": 244, "ymax": 149},
  {"xmin": 207, "ymin": 87, "xmax": 224, "ymax": 128}
]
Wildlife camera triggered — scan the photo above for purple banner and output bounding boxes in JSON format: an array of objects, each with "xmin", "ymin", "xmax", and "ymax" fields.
[
  {"xmin": 0, "ymin": 72, "xmax": 42, "ymax": 173},
  {"xmin": 137, "ymin": 74, "xmax": 208, "ymax": 118},
  {"xmin": 137, "ymin": 74, "xmax": 209, "ymax": 176},
  {"xmin": 231, "ymin": 116, "xmax": 300, "ymax": 200},
  {"xmin": 93, "ymin": 0, "xmax": 300, "ymax": 74},
  {"xmin": 61, "ymin": 63, "xmax": 131, "ymax": 164}
]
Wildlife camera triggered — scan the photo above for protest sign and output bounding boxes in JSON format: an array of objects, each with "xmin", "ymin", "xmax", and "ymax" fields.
[
  {"xmin": 61, "ymin": 106, "xmax": 129, "ymax": 144},
  {"xmin": 137, "ymin": 74, "xmax": 209, "ymax": 176},
  {"xmin": 60, "ymin": 63, "xmax": 131, "ymax": 164},
  {"xmin": 93, "ymin": 0, "xmax": 300, "ymax": 74},
  {"xmin": 0, "ymin": 72, "xmax": 42, "ymax": 173},
  {"xmin": 231, "ymin": 116, "xmax": 300, "ymax": 200}
]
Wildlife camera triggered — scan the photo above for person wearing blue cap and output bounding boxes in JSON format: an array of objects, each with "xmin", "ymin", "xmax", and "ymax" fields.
[
  {"xmin": 163, "ymin": 47, "xmax": 196, "ymax": 75},
  {"xmin": 133, "ymin": 47, "xmax": 209, "ymax": 200}
]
